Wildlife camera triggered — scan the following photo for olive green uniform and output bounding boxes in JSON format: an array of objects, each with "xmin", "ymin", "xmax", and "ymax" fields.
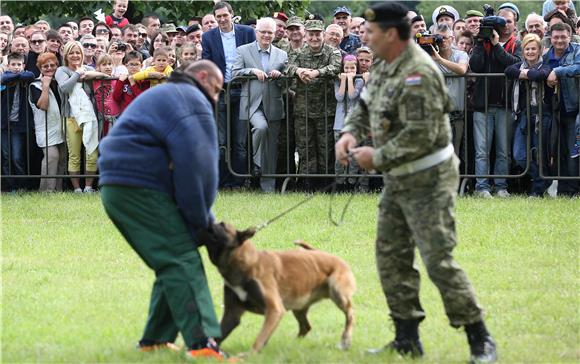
[{"xmin": 342, "ymin": 42, "xmax": 483, "ymax": 327}]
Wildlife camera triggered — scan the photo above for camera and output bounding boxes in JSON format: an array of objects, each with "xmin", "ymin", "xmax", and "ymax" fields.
[
  {"xmin": 415, "ymin": 32, "xmax": 444, "ymax": 55},
  {"xmin": 116, "ymin": 42, "xmax": 127, "ymax": 51},
  {"xmin": 478, "ymin": 4, "xmax": 507, "ymax": 40}
]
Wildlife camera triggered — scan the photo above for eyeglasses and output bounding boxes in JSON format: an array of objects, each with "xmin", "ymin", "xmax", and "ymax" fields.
[
  {"xmin": 139, "ymin": 33, "xmax": 147, "ymax": 38},
  {"xmin": 96, "ymin": 28, "xmax": 110, "ymax": 34},
  {"xmin": 83, "ymin": 43, "xmax": 98, "ymax": 49},
  {"xmin": 30, "ymin": 39, "xmax": 46, "ymax": 45},
  {"xmin": 40, "ymin": 63, "xmax": 57, "ymax": 69}
]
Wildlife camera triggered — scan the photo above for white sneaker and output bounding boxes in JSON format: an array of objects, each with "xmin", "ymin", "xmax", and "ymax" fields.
[
  {"xmin": 496, "ymin": 189, "xmax": 510, "ymax": 198},
  {"xmin": 475, "ymin": 190, "xmax": 493, "ymax": 199},
  {"xmin": 73, "ymin": 188, "xmax": 83, "ymax": 193},
  {"xmin": 83, "ymin": 186, "xmax": 95, "ymax": 193}
]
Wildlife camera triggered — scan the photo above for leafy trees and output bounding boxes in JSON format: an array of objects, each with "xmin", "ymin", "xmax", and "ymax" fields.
[{"xmin": 1, "ymin": 1, "xmax": 310, "ymax": 26}]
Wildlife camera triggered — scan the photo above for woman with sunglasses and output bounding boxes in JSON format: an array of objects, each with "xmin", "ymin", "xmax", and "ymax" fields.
[
  {"xmin": 28, "ymin": 52, "xmax": 66, "ymax": 192},
  {"xmin": 26, "ymin": 30, "xmax": 47, "ymax": 77},
  {"xmin": 80, "ymin": 34, "xmax": 98, "ymax": 68},
  {"xmin": 93, "ymin": 22, "xmax": 112, "ymax": 41}
]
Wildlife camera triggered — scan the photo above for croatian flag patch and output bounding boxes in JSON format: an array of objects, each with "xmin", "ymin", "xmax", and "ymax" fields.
[{"xmin": 405, "ymin": 74, "xmax": 422, "ymax": 86}]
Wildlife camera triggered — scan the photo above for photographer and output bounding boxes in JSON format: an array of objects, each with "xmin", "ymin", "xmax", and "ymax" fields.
[
  {"xmin": 469, "ymin": 4, "xmax": 521, "ymax": 198},
  {"xmin": 430, "ymin": 24, "xmax": 469, "ymax": 159}
]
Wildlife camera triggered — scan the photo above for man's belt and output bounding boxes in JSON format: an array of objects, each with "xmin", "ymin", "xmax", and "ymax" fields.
[{"xmin": 388, "ymin": 144, "xmax": 454, "ymax": 177}]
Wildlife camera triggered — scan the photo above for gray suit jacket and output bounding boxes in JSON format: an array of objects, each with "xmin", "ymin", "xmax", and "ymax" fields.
[{"xmin": 232, "ymin": 41, "xmax": 288, "ymax": 121}]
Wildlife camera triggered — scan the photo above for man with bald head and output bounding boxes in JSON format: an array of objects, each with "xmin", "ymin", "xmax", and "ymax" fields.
[{"xmin": 99, "ymin": 61, "xmax": 233, "ymax": 360}]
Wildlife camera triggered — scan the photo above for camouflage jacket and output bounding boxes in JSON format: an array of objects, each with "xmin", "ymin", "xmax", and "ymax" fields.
[
  {"xmin": 342, "ymin": 42, "xmax": 453, "ymax": 172},
  {"xmin": 287, "ymin": 43, "xmax": 342, "ymax": 117}
]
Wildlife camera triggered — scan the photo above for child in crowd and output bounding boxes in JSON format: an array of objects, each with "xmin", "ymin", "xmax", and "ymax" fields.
[
  {"xmin": 1, "ymin": 52, "xmax": 36, "ymax": 191},
  {"xmin": 106, "ymin": 0, "xmax": 129, "ymax": 29},
  {"xmin": 456, "ymin": 31, "xmax": 474, "ymax": 55},
  {"xmin": 333, "ymin": 54, "xmax": 365, "ymax": 192},
  {"xmin": 113, "ymin": 51, "xmax": 149, "ymax": 111},
  {"xmin": 178, "ymin": 43, "xmax": 198, "ymax": 65},
  {"xmin": 93, "ymin": 54, "xmax": 120, "ymax": 136},
  {"xmin": 132, "ymin": 47, "xmax": 173, "ymax": 87},
  {"xmin": 165, "ymin": 46, "xmax": 177, "ymax": 68}
]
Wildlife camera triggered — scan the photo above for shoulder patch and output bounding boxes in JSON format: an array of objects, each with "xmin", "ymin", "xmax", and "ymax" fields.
[{"xmin": 405, "ymin": 74, "xmax": 422, "ymax": 86}]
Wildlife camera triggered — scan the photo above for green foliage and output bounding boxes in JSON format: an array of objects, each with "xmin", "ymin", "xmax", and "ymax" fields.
[
  {"xmin": 417, "ymin": 1, "xmax": 543, "ymax": 26},
  {"xmin": 2, "ymin": 192, "xmax": 579, "ymax": 363},
  {"xmin": 0, "ymin": 0, "xmax": 310, "ymax": 27}
]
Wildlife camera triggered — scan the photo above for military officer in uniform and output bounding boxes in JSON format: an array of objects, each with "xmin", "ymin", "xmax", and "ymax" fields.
[
  {"xmin": 335, "ymin": 3, "xmax": 497, "ymax": 363},
  {"xmin": 287, "ymin": 19, "xmax": 342, "ymax": 190}
]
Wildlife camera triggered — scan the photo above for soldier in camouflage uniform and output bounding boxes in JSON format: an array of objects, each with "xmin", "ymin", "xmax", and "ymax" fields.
[
  {"xmin": 287, "ymin": 19, "xmax": 342, "ymax": 189},
  {"xmin": 335, "ymin": 3, "xmax": 497, "ymax": 363}
]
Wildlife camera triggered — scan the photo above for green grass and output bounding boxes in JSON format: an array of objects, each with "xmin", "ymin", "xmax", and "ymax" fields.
[{"xmin": 1, "ymin": 192, "xmax": 579, "ymax": 363}]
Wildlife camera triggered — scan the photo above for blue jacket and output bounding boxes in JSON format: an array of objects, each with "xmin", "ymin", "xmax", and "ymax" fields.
[
  {"xmin": 201, "ymin": 24, "xmax": 256, "ymax": 84},
  {"xmin": 98, "ymin": 78, "xmax": 219, "ymax": 235},
  {"xmin": 543, "ymin": 42, "xmax": 580, "ymax": 113},
  {"xmin": 1, "ymin": 70, "xmax": 35, "ymax": 132}
]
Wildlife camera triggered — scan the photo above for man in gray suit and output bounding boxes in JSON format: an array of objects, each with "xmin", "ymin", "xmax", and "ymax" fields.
[{"xmin": 233, "ymin": 17, "xmax": 288, "ymax": 192}]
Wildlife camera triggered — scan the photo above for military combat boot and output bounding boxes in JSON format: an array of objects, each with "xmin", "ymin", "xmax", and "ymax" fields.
[
  {"xmin": 465, "ymin": 321, "xmax": 497, "ymax": 364},
  {"xmin": 367, "ymin": 318, "xmax": 424, "ymax": 357}
]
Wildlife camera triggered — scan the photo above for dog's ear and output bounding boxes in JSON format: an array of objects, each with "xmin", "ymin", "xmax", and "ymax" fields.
[{"xmin": 236, "ymin": 227, "xmax": 256, "ymax": 244}]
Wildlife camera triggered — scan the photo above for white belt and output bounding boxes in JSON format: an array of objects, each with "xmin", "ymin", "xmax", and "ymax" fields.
[{"xmin": 388, "ymin": 144, "xmax": 454, "ymax": 177}]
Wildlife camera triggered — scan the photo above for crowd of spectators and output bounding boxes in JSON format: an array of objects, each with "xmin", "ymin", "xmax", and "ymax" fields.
[{"xmin": 1, "ymin": 0, "xmax": 579, "ymax": 196}]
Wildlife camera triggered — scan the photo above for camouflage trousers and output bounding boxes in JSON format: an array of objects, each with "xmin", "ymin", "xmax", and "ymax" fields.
[
  {"xmin": 295, "ymin": 114, "xmax": 334, "ymax": 174},
  {"xmin": 376, "ymin": 155, "xmax": 483, "ymax": 327}
]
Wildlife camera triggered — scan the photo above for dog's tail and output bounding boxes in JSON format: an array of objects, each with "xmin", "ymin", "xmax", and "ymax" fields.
[{"xmin": 293, "ymin": 240, "xmax": 316, "ymax": 250}]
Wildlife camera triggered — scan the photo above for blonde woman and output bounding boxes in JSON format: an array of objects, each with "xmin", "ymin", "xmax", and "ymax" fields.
[{"xmin": 55, "ymin": 41, "xmax": 108, "ymax": 193}]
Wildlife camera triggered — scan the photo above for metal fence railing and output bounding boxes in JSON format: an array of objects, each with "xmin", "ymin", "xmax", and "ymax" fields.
[{"xmin": 1, "ymin": 73, "xmax": 579, "ymax": 194}]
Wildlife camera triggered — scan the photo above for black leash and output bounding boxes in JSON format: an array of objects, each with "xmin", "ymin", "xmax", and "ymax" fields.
[
  {"xmin": 255, "ymin": 155, "xmax": 360, "ymax": 232},
  {"xmin": 254, "ymin": 182, "xmax": 337, "ymax": 232}
]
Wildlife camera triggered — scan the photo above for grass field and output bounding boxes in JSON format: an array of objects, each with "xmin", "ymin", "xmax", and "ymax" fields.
[{"xmin": 1, "ymin": 192, "xmax": 579, "ymax": 363}]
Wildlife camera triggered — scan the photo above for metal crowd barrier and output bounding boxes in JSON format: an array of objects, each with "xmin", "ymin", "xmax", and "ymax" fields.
[{"xmin": 2, "ymin": 73, "xmax": 579, "ymax": 194}]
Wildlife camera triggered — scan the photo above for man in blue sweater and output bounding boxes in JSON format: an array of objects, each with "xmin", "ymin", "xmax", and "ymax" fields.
[{"xmin": 99, "ymin": 61, "xmax": 230, "ymax": 360}]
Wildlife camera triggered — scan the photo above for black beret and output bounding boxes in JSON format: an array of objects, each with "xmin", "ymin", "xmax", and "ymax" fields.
[{"xmin": 362, "ymin": 2, "xmax": 409, "ymax": 23}]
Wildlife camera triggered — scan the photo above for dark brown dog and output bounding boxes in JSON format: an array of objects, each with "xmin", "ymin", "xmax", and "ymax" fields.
[{"xmin": 200, "ymin": 222, "xmax": 356, "ymax": 353}]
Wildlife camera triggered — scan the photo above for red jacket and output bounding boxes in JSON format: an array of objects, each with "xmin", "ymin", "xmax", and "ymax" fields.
[{"xmin": 112, "ymin": 79, "xmax": 150, "ymax": 111}]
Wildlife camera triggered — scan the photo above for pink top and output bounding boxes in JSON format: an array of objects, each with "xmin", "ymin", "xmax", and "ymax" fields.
[{"xmin": 93, "ymin": 79, "xmax": 121, "ymax": 118}]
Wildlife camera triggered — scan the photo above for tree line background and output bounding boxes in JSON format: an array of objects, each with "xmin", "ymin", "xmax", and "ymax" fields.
[{"xmin": 1, "ymin": 1, "xmax": 544, "ymax": 29}]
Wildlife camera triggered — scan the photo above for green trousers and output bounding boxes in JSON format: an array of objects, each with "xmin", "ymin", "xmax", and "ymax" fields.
[{"xmin": 101, "ymin": 185, "xmax": 221, "ymax": 347}]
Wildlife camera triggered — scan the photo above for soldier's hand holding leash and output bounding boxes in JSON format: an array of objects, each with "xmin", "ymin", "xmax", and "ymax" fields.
[
  {"xmin": 335, "ymin": 132, "xmax": 357, "ymax": 166},
  {"xmin": 350, "ymin": 147, "xmax": 375, "ymax": 171}
]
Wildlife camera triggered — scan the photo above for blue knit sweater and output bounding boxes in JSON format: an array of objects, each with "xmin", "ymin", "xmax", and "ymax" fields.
[{"xmin": 98, "ymin": 80, "xmax": 219, "ymax": 233}]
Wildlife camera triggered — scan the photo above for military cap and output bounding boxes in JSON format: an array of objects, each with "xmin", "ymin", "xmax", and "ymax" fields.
[
  {"xmin": 273, "ymin": 12, "xmax": 289, "ymax": 22},
  {"xmin": 334, "ymin": 6, "xmax": 352, "ymax": 17},
  {"xmin": 362, "ymin": 2, "xmax": 409, "ymax": 24},
  {"xmin": 410, "ymin": 14, "xmax": 425, "ymax": 24},
  {"xmin": 161, "ymin": 23, "xmax": 178, "ymax": 34},
  {"xmin": 433, "ymin": 6, "xmax": 459, "ymax": 23},
  {"xmin": 498, "ymin": 2, "xmax": 520, "ymax": 21},
  {"xmin": 304, "ymin": 19, "xmax": 324, "ymax": 31},
  {"xmin": 286, "ymin": 16, "xmax": 304, "ymax": 28},
  {"xmin": 465, "ymin": 10, "xmax": 484, "ymax": 19}
]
